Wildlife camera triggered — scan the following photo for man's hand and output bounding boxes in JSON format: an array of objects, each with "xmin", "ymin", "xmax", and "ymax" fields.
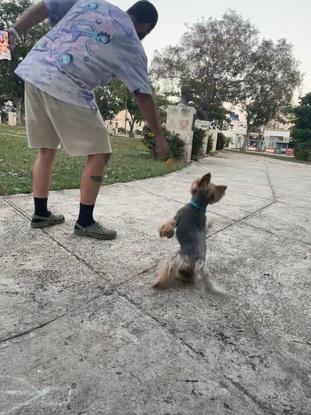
[
  {"xmin": 155, "ymin": 136, "xmax": 170, "ymax": 161},
  {"xmin": 8, "ymin": 31, "xmax": 17, "ymax": 51},
  {"xmin": 134, "ymin": 93, "xmax": 170, "ymax": 160}
]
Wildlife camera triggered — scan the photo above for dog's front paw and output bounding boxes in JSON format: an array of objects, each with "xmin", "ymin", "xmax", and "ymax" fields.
[{"xmin": 159, "ymin": 224, "xmax": 174, "ymax": 238}]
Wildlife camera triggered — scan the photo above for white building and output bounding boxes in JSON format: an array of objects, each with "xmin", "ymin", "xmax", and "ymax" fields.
[
  {"xmin": 263, "ymin": 130, "xmax": 291, "ymax": 152},
  {"xmin": 222, "ymin": 105, "xmax": 247, "ymax": 149},
  {"xmin": 105, "ymin": 109, "xmax": 144, "ymax": 136}
]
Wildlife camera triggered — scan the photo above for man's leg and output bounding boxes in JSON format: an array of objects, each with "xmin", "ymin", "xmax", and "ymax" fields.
[
  {"xmin": 75, "ymin": 153, "xmax": 116, "ymax": 240},
  {"xmin": 80, "ymin": 153, "xmax": 110, "ymax": 206},
  {"xmin": 33, "ymin": 148, "xmax": 57, "ymax": 199},
  {"xmin": 31, "ymin": 148, "xmax": 65, "ymax": 228}
]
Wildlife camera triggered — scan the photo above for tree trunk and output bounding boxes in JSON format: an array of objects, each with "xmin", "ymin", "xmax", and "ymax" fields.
[
  {"xmin": 129, "ymin": 120, "xmax": 135, "ymax": 138},
  {"xmin": 15, "ymin": 97, "xmax": 23, "ymax": 125},
  {"xmin": 242, "ymin": 124, "xmax": 250, "ymax": 151}
]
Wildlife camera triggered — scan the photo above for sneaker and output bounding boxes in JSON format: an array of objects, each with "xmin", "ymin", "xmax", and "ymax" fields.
[
  {"xmin": 31, "ymin": 213, "xmax": 65, "ymax": 229},
  {"xmin": 74, "ymin": 222, "xmax": 117, "ymax": 241}
]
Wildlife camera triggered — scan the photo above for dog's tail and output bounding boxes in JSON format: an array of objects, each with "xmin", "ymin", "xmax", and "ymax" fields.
[{"xmin": 153, "ymin": 252, "xmax": 184, "ymax": 289}]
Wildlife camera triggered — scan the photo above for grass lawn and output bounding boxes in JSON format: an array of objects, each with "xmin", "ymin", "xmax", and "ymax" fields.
[{"xmin": 0, "ymin": 125, "xmax": 187, "ymax": 196}]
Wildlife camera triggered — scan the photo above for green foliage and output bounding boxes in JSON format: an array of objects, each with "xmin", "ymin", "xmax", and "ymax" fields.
[
  {"xmin": 225, "ymin": 137, "xmax": 231, "ymax": 148},
  {"xmin": 191, "ymin": 127, "xmax": 205, "ymax": 160},
  {"xmin": 97, "ymin": 81, "xmax": 170, "ymax": 137},
  {"xmin": 291, "ymin": 93, "xmax": 311, "ymax": 161},
  {"xmin": 216, "ymin": 132, "xmax": 226, "ymax": 150},
  {"xmin": 168, "ymin": 131, "xmax": 185, "ymax": 160},
  {"xmin": 207, "ymin": 135, "xmax": 214, "ymax": 154},
  {"xmin": 142, "ymin": 126, "xmax": 185, "ymax": 160},
  {"xmin": 151, "ymin": 10, "xmax": 259, "ymax": 126},
  {"xmin": 0, "ymin": 0, "xmax": 49, "ymax": 122},
  {"xmin": 152, "ymin": 10, "xmax": 301, "ymax": 132},
  {"xmin": 118, "ymin": 127, "xmax": 127, "ymax": 135},
  {"xmin": 240, "ymin": 39, "xmax": 301, "ymax": 149}
]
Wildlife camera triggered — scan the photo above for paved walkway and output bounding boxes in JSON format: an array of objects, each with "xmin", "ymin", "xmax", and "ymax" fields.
[{"xmin": 1, "ymin": 152, "xmax": 310, "ymax": 415}]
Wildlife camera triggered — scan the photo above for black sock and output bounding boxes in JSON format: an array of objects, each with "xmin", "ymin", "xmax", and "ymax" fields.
[
  {"xmin": 77, "ymin": 204, "xmax": 95, "ymax": 228},
  {"xmin": 34, "ymin": 197, "xmax": 50, "ymax": 217}
]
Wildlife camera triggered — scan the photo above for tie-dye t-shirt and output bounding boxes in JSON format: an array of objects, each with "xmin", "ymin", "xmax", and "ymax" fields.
[{"xmin": 15, "ymin": 0, "xmax": 152, "ymax": 110}]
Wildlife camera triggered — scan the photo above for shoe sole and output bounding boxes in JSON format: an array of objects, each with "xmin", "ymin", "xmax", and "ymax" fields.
[
  {"xmin": 74, "ymin": 229, "xmax": 117, "ymax": 241},
  {"xmin": 31, "ymin": 220, "xmax": 65, "ymax": 229}
]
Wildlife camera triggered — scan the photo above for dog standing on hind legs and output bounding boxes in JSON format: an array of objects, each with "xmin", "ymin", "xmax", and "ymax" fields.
[{"xmin": 153, "ymin": 173, "xmax": 227, "ymax": 295}]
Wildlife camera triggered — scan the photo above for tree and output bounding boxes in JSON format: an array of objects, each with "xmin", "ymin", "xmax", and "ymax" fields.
[
  {"xmin": 151, "ymin": 10, "xmax": 259, "ymax": 126},
  {"xmin": 239, "ymin": 39, "xmax": 301, "ymax": 149},
  {"xmin": 0, "ymin": 0, "xmax": 49, "ymax": 123},
  {"xmin": 151, "ymin": 10, "xmax": 302, "ymax": 137},
  {"xmin": 291, "ymin": 93, "xmax": 311, "ymax": 161},
  {"xmin": 96, "ymin": 80, "xmax": 170, "ymax": 137}
]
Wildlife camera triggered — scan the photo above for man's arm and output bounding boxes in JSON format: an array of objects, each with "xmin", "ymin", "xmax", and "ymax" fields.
[
  {"xmin": 14, "ymin": 1, "xmax": 48, "ymax": 35},
  {"xmin": 134, "ymin": 92, "xmax": 169, "ymax": 161},
  {"xmin": 8, "ymin": 1, "xmax": 48, "ymax": 49}
]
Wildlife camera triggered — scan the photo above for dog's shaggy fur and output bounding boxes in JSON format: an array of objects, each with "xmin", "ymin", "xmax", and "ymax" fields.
[{"xmin": 153, "ymin": 173, "xmax": 227, "ymax": 295}]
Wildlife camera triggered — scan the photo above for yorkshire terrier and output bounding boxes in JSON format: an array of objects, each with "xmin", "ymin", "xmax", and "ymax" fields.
[{"xmin": 153, "ymin": 173, "xmax": 227, "ymax": 295}]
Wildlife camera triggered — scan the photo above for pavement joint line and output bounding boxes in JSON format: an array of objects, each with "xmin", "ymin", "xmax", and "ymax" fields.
[
  {"xmin": 134, "ymin": 187, "xmax": 233, "ymax": 220},
  {"xmin": 0, "ymin": 290, "xmax": 113, "ymax": 345},
  {"xmin": 116, "ymin": 288, "xmax": 277, "ymax": 415},
  {"xmin": 206, "ymin": 200, "xmax": 277, "ymax": 239},
  {"xmin": 2, "ymin": 198, "xmax": 110, "ymax": 283},
  {"xmin": 223, "ymin": 377, "xmax": 278, "ymax": 415},
  {"xmin": 236, "ymin": 220, "xmax": 311, "ymax": 248},
  {"xmin": 265, "ymin": 166, "xmax": 278, "ymax": 202},
  {"xmin": 1, "ymin": 190, "xmax": 309, "ymax": 356},
  {"xmin": 1, "ymin": 197, "xmax": 308, "ymax": 412}
]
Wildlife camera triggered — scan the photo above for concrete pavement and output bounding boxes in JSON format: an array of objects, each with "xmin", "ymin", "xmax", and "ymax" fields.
[{"xmin": 0, "ymin": 152, "xmax": 310, "ymax": 414}]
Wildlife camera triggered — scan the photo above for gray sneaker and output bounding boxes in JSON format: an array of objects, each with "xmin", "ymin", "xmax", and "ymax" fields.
[
  {"xmin": 31, "ymin": 213, "xmax": 65, "ymax": 229},
  {"xmin": 74, "ymin": 222, "xmax": 117, "ymax": 240}
]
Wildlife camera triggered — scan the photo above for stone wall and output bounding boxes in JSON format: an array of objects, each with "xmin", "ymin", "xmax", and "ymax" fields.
[{"xmin": 166, "ymin": 104, "xmax": 196, "ymax": 161}]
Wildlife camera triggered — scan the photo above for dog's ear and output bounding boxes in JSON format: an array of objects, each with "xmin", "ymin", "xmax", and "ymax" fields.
[
  {"xmin": 213, "ymin": 185, "xmax": 227, "ymax": 203},
  {"xmin": 198, "ymin": 173, "xmax": 211, "ymax": 187},
  {"xmin": 190, "ymin": 178, "xmax": 201, "ymax": 195}
]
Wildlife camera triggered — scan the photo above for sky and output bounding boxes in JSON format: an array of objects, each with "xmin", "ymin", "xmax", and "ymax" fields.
[{"xmin": 115, "ymin": 0, "xmax": 311, "ymax": 94}]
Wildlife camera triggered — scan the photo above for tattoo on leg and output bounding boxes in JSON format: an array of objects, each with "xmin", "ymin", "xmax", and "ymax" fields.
[{"xmin": 91, "ymin": 176, "xmax": 103, "ymax": 183}]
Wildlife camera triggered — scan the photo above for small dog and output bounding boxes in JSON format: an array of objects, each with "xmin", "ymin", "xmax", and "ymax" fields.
[{"xmin": 153, "ymin": 173, "xmax": 227, "ymax": 295}]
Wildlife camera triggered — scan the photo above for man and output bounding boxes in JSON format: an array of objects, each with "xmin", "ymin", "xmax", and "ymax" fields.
[{"xmin": 9, "ymin": 0, "xmax": 169, "ymax": 240}]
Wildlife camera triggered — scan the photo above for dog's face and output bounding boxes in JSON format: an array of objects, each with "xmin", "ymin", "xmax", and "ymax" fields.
[{"xmin": 191, "ymin": 173, "xmax": 227, "ymax": 204}]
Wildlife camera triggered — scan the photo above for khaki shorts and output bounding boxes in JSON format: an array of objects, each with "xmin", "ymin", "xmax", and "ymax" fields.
[{"xmin": 25, "ymin": 82, "xmax": 112, "ymax": 156}]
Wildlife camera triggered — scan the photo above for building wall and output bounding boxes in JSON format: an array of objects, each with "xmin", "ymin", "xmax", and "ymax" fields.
[
  {"xmin": 106, "ymin": 110, "xmax": 144, "ymax": 136},
  {"xmin": 263, "ymin": 130, "xmax": 291, "ymax": 149}
]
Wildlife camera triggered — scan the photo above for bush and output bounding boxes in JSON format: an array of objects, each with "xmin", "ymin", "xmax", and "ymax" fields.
[
  {"xmin": 191, "ymin": 127, "xmax": 206, "ymax": 160},
  {"xmin": 142, "ymin": 126, "xmax": 185, "ymax": 160},
  {"xmin": 207, "ymin": 134, "xmax": 213, "ymax": 154},
  {"xmin": 225, "ymin": 137, "xmax": 231, "ymax": 148},
  {"xmin": 292, "ymin": 127, "xmax": 311, "ymax": 161},
  {"xmin": 216, "ymin": 132, "xmax": 226, "ymax": 150},
  {"xmin": 291, "ymin": 94, "xmax": 311, "ymax": 161},
  {"xmin": 118, "ymin": 127, "xmax": 127, "ymax": 135},
  {"xmin": 293, "ymin": 145, "xmax": 311, "ymax": 161}
]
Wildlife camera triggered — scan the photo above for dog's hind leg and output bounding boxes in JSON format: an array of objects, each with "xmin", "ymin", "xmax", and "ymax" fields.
[
  {"xmin": 153, "ymin": 252, "xmax": 183, "ymax": 289},
  {"xmin": 199, "ymin": 268, "xmax": 228, "ymax": 297}
]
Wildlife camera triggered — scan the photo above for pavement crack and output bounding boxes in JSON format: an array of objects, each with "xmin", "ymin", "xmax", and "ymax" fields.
[
  {"xmin": 0, "ymin": 290, "xmax": 113, "ymax": 344},
  {"xmin": 265, "ymin": 166, "xmax": 278, "ymax": 201},
  {"xmin": 206, "ymin": 200, "xmax": 277, "ymax": 239},
  {"xmin": 223, "ymin": 377, "xmax": 278, "ymax": 415},
  {"xmin": 3, "ymin": 198, "xmax": 109, "ymax": 282},
  {"xmin": 116, "ymin": 289, "xmax": 272, "ymax": 414}
]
